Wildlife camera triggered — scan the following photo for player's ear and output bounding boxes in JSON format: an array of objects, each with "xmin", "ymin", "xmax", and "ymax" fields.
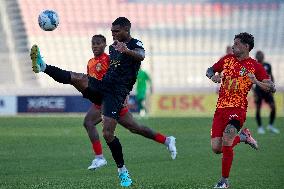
[
  {"xmin": 245, "ymin": 44, "xmax": 250, "ymax": 51},
  {"xmin": 124, "ymin": 26, "xmax": 130, "ymax": 33}
]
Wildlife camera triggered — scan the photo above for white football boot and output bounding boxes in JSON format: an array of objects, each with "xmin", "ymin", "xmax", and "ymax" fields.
[{"xmin": 87, "ymin": 157, "xmax": 107, "ymax": 170}]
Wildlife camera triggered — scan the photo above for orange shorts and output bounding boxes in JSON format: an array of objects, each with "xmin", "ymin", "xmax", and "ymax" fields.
[
  {"xmin": 211, "ymin": 107, "xmax": 246, "ymax": 138},
  {"xmin": 93, "ymin": 104, "xmax": 129, "ymax": 117}
]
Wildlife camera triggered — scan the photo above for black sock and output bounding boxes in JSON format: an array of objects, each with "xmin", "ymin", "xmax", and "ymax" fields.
[
  {"xmin": 107, "ymin": 137, "xmax": 124, "ymax": 168},
  {"xmin": 44, "ymin": 65, "xmax": 71, "ymax": 84}
]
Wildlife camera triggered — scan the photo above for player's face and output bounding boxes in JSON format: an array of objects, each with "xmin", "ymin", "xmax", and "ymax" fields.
[
  {"xmin": 111, "ymin": 25, "xmax": 129, "ymax": 42},
  {"xmin": 232, "ymin": 38, "xmax": 249, "ymax": 57},
  {"xmin": 91, "ymin": 37, "xmax": 106, "ymax": 56}
]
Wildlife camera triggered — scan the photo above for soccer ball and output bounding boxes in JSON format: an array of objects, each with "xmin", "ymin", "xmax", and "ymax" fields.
[{"xmin": 38, "ymin": 10, "xmax": 59, "ymax": 31}]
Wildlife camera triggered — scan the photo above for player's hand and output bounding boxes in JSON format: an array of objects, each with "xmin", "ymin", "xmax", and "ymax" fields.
[
  {"xmin": 211, "ymin": 75, "xmax": 221, "ymax": 83},
  {"xmin": 112, "ymin": 40, "xmax": 129, "ymax": 53},
  {"xmin": 248, "ymin": 73, "xmax": 257, "ymax": 84}
]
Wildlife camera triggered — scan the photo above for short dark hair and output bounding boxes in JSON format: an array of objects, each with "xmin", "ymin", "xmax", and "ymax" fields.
[
  {"xmin": 234, "ymin": 32, "xmax": 254, "ymax": 51},
  {"xmin": 92, "ymin": 34, "xmax": 106, "ymax": 43},
  {"xmin": 112, "ymin": 17, "xmax": 131, "ymax": 28}
]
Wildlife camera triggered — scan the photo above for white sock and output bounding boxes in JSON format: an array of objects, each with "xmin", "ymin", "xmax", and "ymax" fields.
[
  {"xmin": 118, "ymin": 165, "xmax": 127, "ymax": 173},
  {"xmin": 95, "ymin": 154, "xmax": 104, "ymax": 159},
  {"xmin": 164, "ymin": 137, "xmax": 171, "ymax": 146}
]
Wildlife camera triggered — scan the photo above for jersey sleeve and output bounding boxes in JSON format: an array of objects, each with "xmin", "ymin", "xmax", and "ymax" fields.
[
  {"xmin": 212, "ymin": 55, "xmax": 228, "ymax": 73},
  {"xmin": 255, "ymin": 63, "xmax": 269, "ymax": 81},
  {"xmin": 132, "ymin": 39, "xmax": 144, "ymax": 50}
]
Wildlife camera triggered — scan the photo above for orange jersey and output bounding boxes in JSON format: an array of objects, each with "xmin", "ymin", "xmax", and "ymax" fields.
[
  {"xmin": 213, "ymin": 54, "xmax": 269, "ymax": 110},
  {"xmin": 87, "ymin": 53, "xmax": 110, "ymax": 80}
]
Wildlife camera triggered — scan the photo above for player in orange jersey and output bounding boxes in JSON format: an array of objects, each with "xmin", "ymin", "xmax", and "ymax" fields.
[
  {"xmin": 206, "ymin": 32, "xmax": 276, "ymax": 188},
  {"xmin": 82, "ymin": 35, "xmax": 177, "ymax": 170}
]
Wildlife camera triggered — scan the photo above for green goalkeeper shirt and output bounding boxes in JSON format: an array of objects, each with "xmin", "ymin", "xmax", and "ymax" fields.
[{"xmin": 136, "ymin": 70, "xmax": 151, "ymax": 100}]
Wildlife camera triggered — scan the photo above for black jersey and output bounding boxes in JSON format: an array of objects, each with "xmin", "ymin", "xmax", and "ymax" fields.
[
  {"xmin": 262, "ymin": 62, "xmax": 273, "ymax": 79},
  {"xmin": 102, "ymin": 38, "xmax": 144, "ymax": 91}
]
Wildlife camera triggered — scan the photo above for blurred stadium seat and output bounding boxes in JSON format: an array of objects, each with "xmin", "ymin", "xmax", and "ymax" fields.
[{"xmin": 0, "ymin": 0, "xmax": 283, "ymax": 94}]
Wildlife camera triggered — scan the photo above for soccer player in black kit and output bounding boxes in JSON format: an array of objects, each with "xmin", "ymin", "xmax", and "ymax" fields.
[
  {"xmin": 30, "ymin": 17, "xmax": 145, "ymax": 187},
  {"xmin": 254, "ymin": 51, "xmax": 279, "ymax": 134}
]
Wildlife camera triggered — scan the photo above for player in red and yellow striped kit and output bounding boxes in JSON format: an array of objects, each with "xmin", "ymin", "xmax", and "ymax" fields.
[
  {"xmin": 206, "ymin": 33, "xmax": 276, "ymax": 188},
  {"xmin": 84, "ymin": 35, "xmax": 177, "ymax": 171}
]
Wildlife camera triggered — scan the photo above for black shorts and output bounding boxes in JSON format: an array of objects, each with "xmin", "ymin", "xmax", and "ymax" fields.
[
  {"xmin": 254, "ymin": 89, "xmax": 274, "ymax": 105},
  {"xmin": 82, "ymin": 87, "xmax": 102, "ymax": 106},
  {"xmin": 83, "ymin": 77, "xmax": 129, "ymax": 120}
]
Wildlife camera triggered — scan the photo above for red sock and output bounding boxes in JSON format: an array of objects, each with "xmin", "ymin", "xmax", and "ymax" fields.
[
  {"xmin": 92, "ymin": 140, "xmax": 102, "ymax": 155},
  {"xmin": 222, "ymin": 146, "xmax": 234, "ymax": 178},
  {"xmin": 232, "ymin": 135, "xmax": 240, "ymax": 148},
  {"xmin": 154, "ymin": 133, "xmax": 166, "ymax": 144}
]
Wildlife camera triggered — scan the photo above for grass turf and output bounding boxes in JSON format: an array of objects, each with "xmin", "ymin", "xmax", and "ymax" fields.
[{"xmin": 0, "ymin": 116, "xmax": 283, "ymax": 189}]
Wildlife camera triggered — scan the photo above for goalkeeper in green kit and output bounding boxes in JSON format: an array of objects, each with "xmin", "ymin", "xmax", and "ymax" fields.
[{"xmin": 136, "ymin": 69, "xmax": 152, "ymax": 116}]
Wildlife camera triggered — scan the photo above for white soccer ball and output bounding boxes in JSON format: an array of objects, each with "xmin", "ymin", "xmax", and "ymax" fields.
[{"xmin": 38, "ymin": 10, "xmax": 59, "ymax": 31}]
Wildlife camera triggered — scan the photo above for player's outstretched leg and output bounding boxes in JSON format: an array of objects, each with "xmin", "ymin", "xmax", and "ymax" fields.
[
  {"xmin": 30, "ymin": 45, "xmax": 72, "ymax": 84},
  {"xmin": 118, "ymin": 112, "xmax": 177, "ymax": 159},
  {"xmin": 240, "ymin": 128, "xmax": 258, "ymax": 150}
]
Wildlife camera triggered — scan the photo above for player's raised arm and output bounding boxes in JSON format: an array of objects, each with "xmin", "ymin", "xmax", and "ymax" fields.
[
  {"xmin": 113, "ymin": 41, "xmax": 145, "ymax": 62},
  {"xmin": 126, "ymin": 47, "xmax": 145, "ymax": 61}
]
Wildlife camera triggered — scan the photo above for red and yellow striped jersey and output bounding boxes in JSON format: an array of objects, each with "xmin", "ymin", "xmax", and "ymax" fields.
[{"xmin": 213, "ymin": 54, "xmax": 269, "ymax": 110}]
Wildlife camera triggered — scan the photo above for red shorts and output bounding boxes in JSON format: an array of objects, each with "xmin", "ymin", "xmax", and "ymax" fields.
[
  {"xmin": 93, "ymin": 104, "xmax": 129, "ymax": 117},
  {"xmin": 211, "ymin": 107, "xmax": 247, "ymax": 138}
]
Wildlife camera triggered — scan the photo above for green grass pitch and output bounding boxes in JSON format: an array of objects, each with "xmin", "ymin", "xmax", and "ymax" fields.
[{"xmin": 0, "ymin": 116, "xmax": 283, "ymax": 189}]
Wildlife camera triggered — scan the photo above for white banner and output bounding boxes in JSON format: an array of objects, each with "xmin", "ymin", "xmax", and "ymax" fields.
[{"xmin": 0, "ymin": 96, "xmax": 17, "ymax": 115}]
